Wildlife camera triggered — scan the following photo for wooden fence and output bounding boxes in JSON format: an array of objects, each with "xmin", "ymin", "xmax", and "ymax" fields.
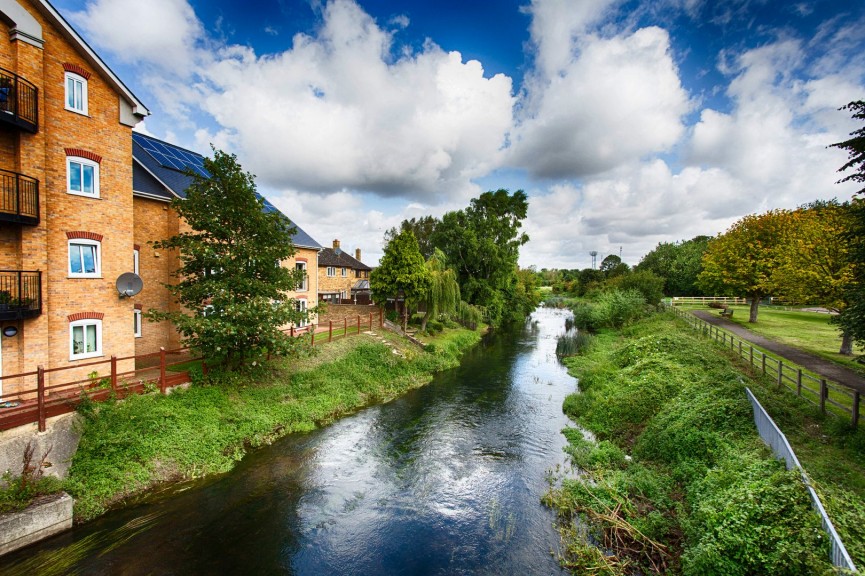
[
  {"xmin": 666, "ymin": 296, "xmax": 749, "ymax": 306},
  {"xmin": 669, "ymin": 305, "xmax": 862, "ymax": 428},
  {"xmin": 0, "ymin": 309, "xmax": 386, "ymax": 433}
]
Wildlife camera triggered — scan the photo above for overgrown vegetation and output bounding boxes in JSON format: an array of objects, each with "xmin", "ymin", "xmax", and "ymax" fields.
[
  {"xmin": 65, "ymin": 325, "xmax": 481, "ymax": 521},
  {"xmin": 556, "ymin": 331, "xmax": 594, "ymax": 357},
  {"xmin": 570, "ymin": 289, "xmax": 648, "ymax": 331},
  {"xmin": 546, "ymin": 311, "xmax": 865, "ymax": 574},
  {"xmin": 0, "ymin": 441, "xmax": 64, "ymax": 514}
]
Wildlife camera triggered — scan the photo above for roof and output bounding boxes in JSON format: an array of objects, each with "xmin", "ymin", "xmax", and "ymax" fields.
[
  {"xmin": 352, "ymin": 279, "xmax": 370, "ymax": 291},
  {"xmin": 24, "ymin": 0, "xmax": 150, "ymax": 119},
  {"xmin": 131, "ymin": 132, "xmax": 322, "ymax": 250},
  {"xmin": 319, "ymin": 247, "xmax": 371, "ymax": 271}
]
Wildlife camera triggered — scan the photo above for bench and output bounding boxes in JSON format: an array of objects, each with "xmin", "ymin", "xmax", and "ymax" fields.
[{"xmin": 720, "ymin": 308, "xmax": 734, "ymax": 318}]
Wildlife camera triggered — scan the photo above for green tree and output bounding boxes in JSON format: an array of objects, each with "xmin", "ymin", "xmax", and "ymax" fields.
[
  {"xmin": 148, "ymin": 149, "xmax": 306, "ymax": 369},
  {"xmin": 606, "ymin": 269, "xmax": 665, "ymax": 305},
  {"xmin": 772, "ymin": 201, "xmax": 856, "ymax": 354},
  {"xmin": 636, "ymin": 236, "xmax": 710, "ymax": 296},
  {"xmin": 698, "ymin": 210, "xmax": 789, "ymax": 323},
  {"xmin": 383, "ymin": 216, "xmax": 439, "ymax": 260},
  {"xmin": 370, "ymin": 229, "xmax": 431, "ymax": 331},
  {"xmin": 832, "ymin": 101, "xmax": 865, "ymax": 347},
  {"xmin": 420, "ymin": 248, "xmax": 460, "ymax": 332},
  {"xmin": 432, "ymin": 189, "xmax": 530, "ymax": 326}
]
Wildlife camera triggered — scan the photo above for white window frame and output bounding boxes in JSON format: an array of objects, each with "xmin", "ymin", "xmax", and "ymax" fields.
[
  {"xmin": 69, "ymin": 319, "xmax": 102, "ymax": 360},
  {"xmin": 296, "ymin": 299, "xmax": 308, "ymax": 328},
  {"xmin": 133, "ymin": 248, "xmax": 140, "ymax": 275},
  {"xmin": 326, "ymin": 266, "xmax": 336, "ymax": 277},
  {"xmin": 296, "ymin": 262, "xmax": 307, "ymax": 292},
  {"xmin": 64, "ymin": 71, "xmax": 88, "ymax": 115},
  {"xmin": 66, "ymin": 156, "xmax": 100, "ymax": 198},
  {"xmin": 68, "ymin": 239, "xmax": 101, "ymax": 278},
  {"xmin": 133, "ymin": 309, "xmax": 142, "ymax": 338}
]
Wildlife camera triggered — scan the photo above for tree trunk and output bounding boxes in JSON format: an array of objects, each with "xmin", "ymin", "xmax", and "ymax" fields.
[
  {"xmin": 749, "ymin": 296, "xmax": 760, "ymax": 323},
  {"xmin": 420, "ymin": 311, "xmax": 430, "ymax": 333},
  {"xmin": 840, "ymin": 331, "xmax": 853, "ymax": 356}
]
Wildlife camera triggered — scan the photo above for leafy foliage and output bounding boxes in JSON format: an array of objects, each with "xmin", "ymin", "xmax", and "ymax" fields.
[
  {"xmin": 636, "ymin": 236, "xmax": 710, "ymax": 296},
  {"xmin": 383, "ymin": 215, "xmax": 439, "ymax": 260},
  {"xmin": 369, "ymin": 228, "xmax": 431, "ymax": 330},
  {"xmin": 433, "ymin": 189, "xmax": 529, "ymax": 326},
  {"xmin": 420, "ymin": 248, "xmax": 460, "ymax": 332},
  {"xmin": 698, "ymin": 210, "xmax": 790, "ymax": 323},
  {"xmin": 147, "ymin": 148, "xmax": 306, "ymax": 369},
  {"xmin": 571, "ymin": 289, "xmax": 647, "ymax": 331},
  {"xmin": 607, "ymin": 269, "xmax": 665, "ymax": 305}
]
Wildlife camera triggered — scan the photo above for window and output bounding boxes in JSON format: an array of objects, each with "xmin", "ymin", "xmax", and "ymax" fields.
[
  {"xmin": 296, "ymin": 262, "xmax": 307, "ymax": 291},
  {"xmin": 326, "ymin": 266, "xmax": 336, "ymax": 277},
  {"xmin": 70, "ymin": 319, "xmax": 101, "ymax": 359},
  {"xmin": 67, "ymin": 156, "xmax": 99, "ymax": 197},
  {"xmin": 133, "ymin": 310, "xmax": 142, "ymax": 337},
  {"xmin": 296, "ymin": 299, "xmax": 307, "ymax": 328},
  {"xmin": 65, "ymin": 72, "xmax": 88, "ymax": 114},
  {"xmin": 68, "ymin": 239, "xmax": 101, "ymax": 277},
  {"xmin": 133, "ymin": 249, "xmax": 140, "ymax": 275},
  {"xmin": 341, "ymin": 267, "xmax": 347, "ymax": 277}
]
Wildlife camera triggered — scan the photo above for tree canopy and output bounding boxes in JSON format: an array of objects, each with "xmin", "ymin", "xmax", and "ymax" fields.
[
  {"xmin": 369, "ymin": 228, "xmax": 431, "ymax": 330},
  {"xmin": 148, "ymin": 148, "xmax": 306, "ymax": 369},
  {"xmin": 432, "ymin": 189, "xmax": 529, "ymax": 326},
  {"xmin": 698, "ymin": 210, "xmax": 789, "ymax": 323},
  {"xmin": 636, "ymin": 236, "xmax": 710, "ymax": 296},
  {"xmin": 383, "ymin": 216, "xmax": 439, "ymax": 260}
]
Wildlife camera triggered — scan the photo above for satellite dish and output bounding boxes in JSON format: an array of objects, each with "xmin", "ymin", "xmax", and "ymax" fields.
[{"xmin": 116, "ymin": 272, "xmax": 144, "ymax": 298}]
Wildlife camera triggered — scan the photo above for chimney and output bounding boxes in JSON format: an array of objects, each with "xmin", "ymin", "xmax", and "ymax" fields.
[
  {"xmin": 333, "ymin": 239, "xmax": 340, "ymax": 250},
  {"xmin": 355, "ymin": 248, "xmax": 361, "ymax": 262}
]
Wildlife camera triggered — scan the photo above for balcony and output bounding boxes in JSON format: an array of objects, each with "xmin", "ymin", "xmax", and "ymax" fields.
[
  {"xmin": 0, "ymin": 67, "xmax": 38, "ymax": 133},
  {"xmin": 0, "ymin": 169, "xmax": 39, "ymax": 225},
  {"xmin": 0, "ymin": 270, "xmax": 41, "ymax": 321}
]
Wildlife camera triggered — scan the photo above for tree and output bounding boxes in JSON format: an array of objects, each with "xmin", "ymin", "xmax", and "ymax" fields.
[
  {"xmin": 148, "ymin": 149, "xmax": 306, "ymax": 369},
  {"xmin": 831, "ymin": 101, "xmax": 865, "ymax": 348},
  {"xmin": 369, "ymin": 229, "xmax": 431, "ymax": 331},
  {"xmin": 607, "ymin": 269, "xmax": 666, "ymax": 305},
  {"xmin": 772, "ymin": 200, "xmax": 856, "ymax": 354},
  {"xmin": 636, "ymin": 236, "xmax": 710, "ymax": 296},
  {"xmin": 698, "ymin": 210, "xmax": 789, "ymax": 323},
  {"xmin": 383, "ymin": 216, "xmax": 439, "ymax": 260},
  {"xmin": 420, "ymin": 248, "xmax": 460, "ymax": 332},
  {"xmin": 432, "ymin": 189, "xmax": 530, "ymax": 326}
]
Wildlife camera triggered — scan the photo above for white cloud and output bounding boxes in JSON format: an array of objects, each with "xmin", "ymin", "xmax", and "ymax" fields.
[{"xmin": 511, "ymin": 0, "xmax": 691, "ymax": 178}]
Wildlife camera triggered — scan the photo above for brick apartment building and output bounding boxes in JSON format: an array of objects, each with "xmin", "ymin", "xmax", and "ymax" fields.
[
  {"xmin": 0, "ymin": 0, "xmax": 149, "ymax": 399},
  {"xmin": 0, "ymin": 0, "xmax": 322, "ymax": 400},
  {"xmin": 318, "ymin": 239, "xmax": 372, "ymax": 304}
]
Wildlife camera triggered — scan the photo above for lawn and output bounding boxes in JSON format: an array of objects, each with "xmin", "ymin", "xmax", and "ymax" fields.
[{"xmin": 679, "ymin": 304, "xmax": 865, "ymax": 375}]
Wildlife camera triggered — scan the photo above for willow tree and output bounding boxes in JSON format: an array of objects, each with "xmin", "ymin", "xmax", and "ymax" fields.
[{"xmin": 420, "ymin": 249, "xmax": 460, "ymax": 332}]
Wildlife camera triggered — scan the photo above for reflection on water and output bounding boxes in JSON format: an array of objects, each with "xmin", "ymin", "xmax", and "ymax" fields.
[{"xmin": 1, "ymin": 307, "xmax": 577, "ymax": 575}]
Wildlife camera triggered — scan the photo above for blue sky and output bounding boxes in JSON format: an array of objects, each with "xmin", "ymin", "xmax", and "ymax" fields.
[{"xmin": 54, "ymin": 0, "xmax": 865, "ymax": 268}]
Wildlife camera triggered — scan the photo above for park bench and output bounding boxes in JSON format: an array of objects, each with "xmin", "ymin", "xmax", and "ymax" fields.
[{"xmin": 720, "ymin": 308, "xmax": 734, "ymax": 318}]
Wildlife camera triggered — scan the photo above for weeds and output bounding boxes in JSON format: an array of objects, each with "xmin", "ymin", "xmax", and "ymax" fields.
[{"xmin": 0, "ymin": 441, "xmax": 63, "ymax": 514}]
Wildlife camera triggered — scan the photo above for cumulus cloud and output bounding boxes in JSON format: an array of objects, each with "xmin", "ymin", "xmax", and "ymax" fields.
[{"xmin": 510, "ymin": 1, "xmax": 691, "ymax": 178}]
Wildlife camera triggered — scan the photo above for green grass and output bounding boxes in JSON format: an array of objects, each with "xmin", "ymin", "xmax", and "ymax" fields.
[
  {"xmin": 680, "ymin": 304, "xmax": 865, "ymax": 374},
  {"xmin": 547, "ymin": 311, "xmax": 865, "ymax": 574},
  {"xmin": 64, "ymin": 325, "xmax": 481, "ymax": 521}
]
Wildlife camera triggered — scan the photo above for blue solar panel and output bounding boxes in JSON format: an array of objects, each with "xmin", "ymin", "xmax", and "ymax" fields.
[{"xmin": 134, "ymin": 133, "xmax": 211, "ymax": 176}]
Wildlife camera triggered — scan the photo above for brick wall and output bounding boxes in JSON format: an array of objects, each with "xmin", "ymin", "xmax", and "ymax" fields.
[{"xmin": 318, "ymin": 303, "xmax": 382, "ymax": 327}]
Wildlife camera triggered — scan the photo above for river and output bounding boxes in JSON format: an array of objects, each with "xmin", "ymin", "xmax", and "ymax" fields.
[{"xmin": 1, "ymin": 307, "xmax": 577, "ymax": 575}]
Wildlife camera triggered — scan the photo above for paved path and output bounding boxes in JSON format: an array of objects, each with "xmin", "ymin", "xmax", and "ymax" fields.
[{"xmin": 691, "ymin": 310, "xmax": 865, "ymax": 394}]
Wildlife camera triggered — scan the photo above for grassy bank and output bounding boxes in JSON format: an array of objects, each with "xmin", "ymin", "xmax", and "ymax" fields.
[
  {"xmin": 65, "ymin": 326, "xmax": 482, "ymax": 521},
  {"xmin": 547, "ymin": 311, "xmax": 865, "ymax": 575}
]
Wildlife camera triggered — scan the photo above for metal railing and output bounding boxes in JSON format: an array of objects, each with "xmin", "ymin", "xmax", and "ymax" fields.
[
  {"xmin": 0, "ymin": 67, "xmax": 38, "ymax": 132},
  {"xmin": 0, "ymin": 270, "xmax": 41, "ymax": 320},
  {"xmin": 0, "ymin": 168, "xmax": 39, "ymax": 224},
  {"xmin": 745, "ymin": 387, "xmax": 857, "ymax": 572},
  {"xmin": 668, "ymin": 305, "xmax": 862, "ymax": 427}
]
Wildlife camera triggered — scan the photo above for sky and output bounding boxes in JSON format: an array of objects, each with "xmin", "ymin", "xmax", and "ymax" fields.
[{"xmin": 53, "ymin": 0, "xmax": 865, "ymax": 268}]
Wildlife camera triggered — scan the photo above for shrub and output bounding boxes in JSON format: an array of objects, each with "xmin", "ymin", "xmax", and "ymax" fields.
[
  {"xmin": 707, "ymin": 301, "xmax": 726, "ymax": 309},
  {"xmin": 455, "ymin": 300, "xmax": 483, "ymax": 330},
  {"xmin": 570, "ymin": 289, "xmax": 648, "ymax": 331},
  {"xmin": 556, "ymin": 332, "xmax": 594, "ymax": 357},
  {"xmin": 607, "ymin": 270, "xmax": 666, "ymax": 306}
]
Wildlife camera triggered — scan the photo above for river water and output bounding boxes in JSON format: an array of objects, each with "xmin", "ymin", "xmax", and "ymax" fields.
[{"xmin": 2, "ymin": 307, "xmax": 577, "ymax": 575}]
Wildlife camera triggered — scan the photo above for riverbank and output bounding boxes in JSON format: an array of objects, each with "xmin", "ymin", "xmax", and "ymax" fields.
[
  {"xmin": 62, "ymin": 325, "xmax": 483, "ymax": 521},
  {"xmin": 546, "ymin": 311, "xmax": 865, "ymax": 574}
]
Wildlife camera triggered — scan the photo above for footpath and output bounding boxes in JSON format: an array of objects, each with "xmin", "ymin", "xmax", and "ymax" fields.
[{"xmin": 692, "ymin": 310, "xmax": 865, "ymax": 394}]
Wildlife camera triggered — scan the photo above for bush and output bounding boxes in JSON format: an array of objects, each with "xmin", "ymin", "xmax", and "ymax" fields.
[
  {"xmin": 556, "ymin": 332, "xmax": 594, "ymax": 357},
  {"xmin": 455, "ymin": 300, "xmax": 483, "ymax": 330},
  {"xmin": 707, "ymin": 301, "xmax": 726, "ymax": 309},
  {"xmin": 570, "ymin": 289, "xmax": 648, "ymax": 331},
  {"xmin": 607, "ymin": 270, "xmax": 666, "ymax": 306}
]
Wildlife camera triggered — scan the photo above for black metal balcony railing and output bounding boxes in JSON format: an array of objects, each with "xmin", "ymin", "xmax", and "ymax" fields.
[
  {"xmin": 0, "ymin": 270, "xmax": 41, "ymax": 321},
  {"xmin": 0, "ymin": 67, "xmax": 38, "ymax": 133},
  {"xmin": 0, "ymin": 168, "xmax": 39, "ymax": 225}
]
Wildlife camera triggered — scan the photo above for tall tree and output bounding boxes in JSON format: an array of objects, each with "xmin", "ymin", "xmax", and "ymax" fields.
[
  {"xmin": 636, "ymin": 236, "xmax": 710, "ymax": 296},
  {"xmin": 698, "ymin": 210, "xmax": 789, "ymax": 323},
  {"xmin": 419, "ymin": 248, "xmax": 460, "ymax": 332},
  {"xmin": 148, "ymin": 149, "xmax": 306, "ymax": 369},
  {"xmin": 772, "ymin": 201, "xmax": 856, "ymax": 354},
  {"xmin": 832, "ymin": 101, "xmax": 865, "ymax": 348},
  {"xmin": 369, "ymin": 229, "xmax": 431, "ymax": 331},
  {"xmin": 432, "ymin": 189, "xmax": 530, "ymax": 326}
]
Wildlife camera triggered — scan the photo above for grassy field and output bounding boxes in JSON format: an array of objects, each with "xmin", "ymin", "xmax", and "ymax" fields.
[
  {"xmin": 63, "ymin": 324, "xmax": 482, "ymax": 521},
  {"xmin": 548, "ymin": 311, "xmax": 865, "ymax": 574},
  {"xmin": 679, "ymin": 303, "xmax": 865, "ymax": 374}
]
